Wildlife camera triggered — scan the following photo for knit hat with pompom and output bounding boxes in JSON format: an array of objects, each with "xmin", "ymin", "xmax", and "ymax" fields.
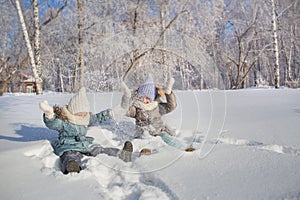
[
  {"xmin": 61, "ymin": 87, "xmax": 90, "ymax": 126},
  {"xmin": 67, "ymin": 87, "xmax": 90, "ymax": 114}
]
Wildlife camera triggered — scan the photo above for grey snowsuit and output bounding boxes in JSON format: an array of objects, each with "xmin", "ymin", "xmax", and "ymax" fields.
[{"xmin": 122, "ymin": 91, "xmax": 177, "ymax": 137}]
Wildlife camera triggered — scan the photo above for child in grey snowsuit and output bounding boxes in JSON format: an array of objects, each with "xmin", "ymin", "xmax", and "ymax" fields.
[
  {"xmin": 39, "ymin": 87, "xmax": 133, "ymax": 174},
  {"xmin": 121, "ymin": 74, "xmax": 188, "ymax": 150}
]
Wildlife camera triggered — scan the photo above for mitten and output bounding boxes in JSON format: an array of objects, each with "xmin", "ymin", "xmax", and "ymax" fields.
[
  {"xmin": 111, "ymin": 105, "xmax": 127, "ymax": 122},
  {"xmin": 96, "ymin": 108, "xmax": 114, "ymax": 122},
  {"xmin": 39, "ymin": 100, "xmax": 54, "ymax": 119},
  {"xmin": 165, "ymin": 77, "xmax": 175, "ymax": 95},
  {"xmin": 121, "ymin": 81, "xmax": 131, "ymax": 97}
]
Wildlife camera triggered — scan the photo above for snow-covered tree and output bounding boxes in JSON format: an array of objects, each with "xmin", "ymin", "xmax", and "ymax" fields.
[{"xmin": 1, "ymin": 0, "xmax": 299, "ymax": 93}]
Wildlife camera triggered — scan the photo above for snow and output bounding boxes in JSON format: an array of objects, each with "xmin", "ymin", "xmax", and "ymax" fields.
[{"xmin": 0, "ymin": 89, "xmax": 300, "ymax": 200}]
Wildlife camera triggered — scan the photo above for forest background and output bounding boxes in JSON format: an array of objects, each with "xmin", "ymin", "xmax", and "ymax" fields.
[{"xmin": 0, "ymin": 0, "xmax": 299, "ymax": 95}]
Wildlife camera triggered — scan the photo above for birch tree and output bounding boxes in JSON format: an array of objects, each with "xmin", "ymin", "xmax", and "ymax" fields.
[
  {"xmin": 6, "ymin": 0, "xmax": 299, "ymax": 92},
  {"xmin": 73, "ymin": 0, "xmax": 85, "ymax": 91},
  {"xmin": 16, "ymin": 0, "xmax": 43, "ymax": 94},
  {"xmin": 158, "ymin": 0, "xmax": 170, "ymax": 85},
  {"xmin": 271, "ymin": 0, "xmax": 280, "ymax": 88},
  {"xmin": 277, "ymin": 0, "xmax": 299, "ymax": 88},
  {"xmin": 33, "ymin": 0, "xmax": 42, "ymax": 93}
]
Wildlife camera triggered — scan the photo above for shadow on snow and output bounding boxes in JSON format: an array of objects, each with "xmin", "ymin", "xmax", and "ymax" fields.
[{"xmin": 0, "ymin": 123, "xmax": 57, "ymax": 142}]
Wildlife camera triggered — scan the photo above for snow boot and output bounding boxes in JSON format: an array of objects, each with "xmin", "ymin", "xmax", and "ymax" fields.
[
  {"xmin": 185, "ymin": 147, "xmax": 196, "ymax": 152},
  {"xmin": 60, "ymin": 151, "xmax": 83, "ymax": 174},
  {"xmin": 139, "ymin": 148, "xmax": 152, "ymax": 156},
  {"xmin": 66, "ymin": 160, "xmax": 81, "ymax": 174},
  {"xmin": 118, "ymin": 141, "xmax": 133, "ymax": 162}
]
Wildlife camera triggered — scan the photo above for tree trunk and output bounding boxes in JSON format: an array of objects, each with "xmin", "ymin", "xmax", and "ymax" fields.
[
  {"xmin": 284, "ymin": 26, "xmax": 293, "ymax": 82},
  {"xmin": 0, "ymin": 74, "xmax": 16, "ymax": 96},
  {"xmin": 16, "ymin": 0, "xmax": 43, "ymax": 94},
  {"xmin": 199, "ymin": 65, "xmax": 203, "ymax": 90},
  {"xmin": 212, "ymin": 0, "xmax": 225, "ymax": 89},
  {"xmin": 58, "ymin": 63, "xmax": 64, "ymax": 92},
  {"xmin": 73, "ymin": 0, "xmax": 84, "ymax": 92},
  {"xmin": 78, "ymin": 0, "xmax": 84, "ymax": 89},
  {"xmin": 228, "ymin": 66, "xmax": 234, "ymax": 89},
  {"xmin": 0, "ymin": 58, "xmax": 17, "ymax": 96},
  {"xmin": 159, "ymin": 1, "xmax": 169, "ymax": 85},
  {"xmin": 241, "ymin": 62, "xmax": 247, "ymax": 88},
  {"xmin": 132, "ymin": 0, "xmax": 140, "ymax": 84},
  {"xmin": 33, "ymin": 0, "xmax": 42, "ymax": 92},
  {"xmin": 73, "ymin": 55, "xmax": 79, "ymax": 92},
  {"xmin": 271, "ymin": 0, "xmax": 280, "ymax": 88}
]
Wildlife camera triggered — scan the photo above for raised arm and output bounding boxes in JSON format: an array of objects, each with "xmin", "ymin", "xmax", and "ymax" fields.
[
  {"xmin": 120, "ymin": 82, "xmax": 132, "ymax": 109},
  {"xmin": 39, "ymin": 101, "xmax": 64, "ymax": 131},
  {"xmin": 159, "ymin": 91, "xmax": 177, "ymax": 115},
  {"xmin": 158, "ymin": 77, "xmax": 177, "ymax": 115},
  {"xmin": 43, "ymin": 113, "xmax": 64, "ymax": 131}
]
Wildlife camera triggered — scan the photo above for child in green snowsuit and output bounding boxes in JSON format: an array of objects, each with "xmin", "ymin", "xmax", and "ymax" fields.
[{"xmin": 40, "ymin": 87, "xmax": 132, "ymax": 174}]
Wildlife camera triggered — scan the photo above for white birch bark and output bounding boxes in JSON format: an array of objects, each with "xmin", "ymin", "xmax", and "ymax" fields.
[
  {"xmin": 271, "ymin": 0, "xmax": 280, "ymax": 88},
  {"xmin": 16, "ymin": 0, "xmax": 43, "ymax": 94},
  {"xmin": 33, "ymin": 0, "xmax": 42, "ymax": 83}
]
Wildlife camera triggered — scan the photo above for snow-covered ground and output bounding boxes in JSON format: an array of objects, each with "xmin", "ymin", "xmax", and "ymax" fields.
[{"xmin": 0, "ymin": 89, "xmax": 299, "ymax": 200}]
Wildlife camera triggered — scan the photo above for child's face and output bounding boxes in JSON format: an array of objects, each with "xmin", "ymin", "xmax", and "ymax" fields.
[{"xmin": 140, "ymin": 96, "xmax": 152, "ymax": 104}]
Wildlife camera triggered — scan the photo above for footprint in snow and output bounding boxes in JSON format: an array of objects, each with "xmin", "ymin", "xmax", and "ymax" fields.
[{"xmin": 218, "ymin": 137, "xmax": 300, "ymax": 156}]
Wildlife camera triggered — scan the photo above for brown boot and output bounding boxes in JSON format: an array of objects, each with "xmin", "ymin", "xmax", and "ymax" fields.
[
  {"xmin": 139, "ymin": 148, "xmax": 152, "ymax": 156},
  {"xmin": 66, "ymin": 160, "xmax": 81, "ymax": 174},
  {"xmin": 185, "ymin": 147, "xmax": 196, "ymax": 152}
]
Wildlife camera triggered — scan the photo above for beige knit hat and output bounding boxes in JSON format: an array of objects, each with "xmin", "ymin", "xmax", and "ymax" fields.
[{"xmin": 67, "ymin": 87, "xmax": 90, "ymax": 114}]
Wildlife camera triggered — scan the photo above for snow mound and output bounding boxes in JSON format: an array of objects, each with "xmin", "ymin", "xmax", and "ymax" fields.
[{"xmin": 24, "ymin": 141, "xmax": 61, "ymax": 175}]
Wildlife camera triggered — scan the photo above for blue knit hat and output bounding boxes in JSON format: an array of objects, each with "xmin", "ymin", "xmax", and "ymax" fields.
[{"xmin": 137, "ymin": 74, "xmax": 156, "ymax": 101}]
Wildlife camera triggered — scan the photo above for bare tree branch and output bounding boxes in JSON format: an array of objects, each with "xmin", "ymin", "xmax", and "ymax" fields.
[
  {"xmin": 40, "ymin": 0, "xmax": 68, "ymax": 28},
  {"xmin": 123, "ymin": 0, "xmax": 190, "ymax": 81}
]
